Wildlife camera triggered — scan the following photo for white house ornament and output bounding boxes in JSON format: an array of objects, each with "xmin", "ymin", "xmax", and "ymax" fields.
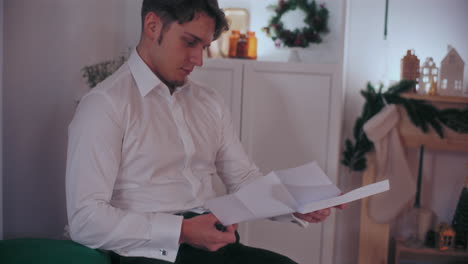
[
  {"xmin": 438, "ymin": 45, "xmax": 465, "ymax": 97},
  {"xmin": 420, "ymin": 57, "xmax": 439, "ymax": 95}
]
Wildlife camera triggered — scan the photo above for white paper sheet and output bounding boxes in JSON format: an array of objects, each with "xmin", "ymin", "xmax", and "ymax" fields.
[
  {"xmin": 296, "ymin": 179, "xmax": 390, "ymax": 213},
  {"xmin": 204, "ymin": 161, "xmax": 390, "ymax": 225}
]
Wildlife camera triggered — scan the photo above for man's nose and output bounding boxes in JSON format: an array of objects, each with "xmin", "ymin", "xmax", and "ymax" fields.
[{"xmin": 190, "ymin": 48, "xmax": 203, "ymax": 67}]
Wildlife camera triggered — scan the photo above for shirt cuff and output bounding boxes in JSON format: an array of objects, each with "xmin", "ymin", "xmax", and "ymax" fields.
[{"xmin": 116, "ymin": 213, "xmax": 183, "ymax": 263}]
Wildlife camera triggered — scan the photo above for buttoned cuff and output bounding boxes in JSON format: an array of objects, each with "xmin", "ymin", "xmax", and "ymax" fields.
[{"xmin": 116, "ymin": 213, "xmax": 183, "ymax": 262}]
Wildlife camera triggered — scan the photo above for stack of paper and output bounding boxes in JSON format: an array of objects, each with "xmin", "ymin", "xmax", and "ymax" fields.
[{"xmin": 205, "ymin": 161, "xmax": 389, "ymax": 225}]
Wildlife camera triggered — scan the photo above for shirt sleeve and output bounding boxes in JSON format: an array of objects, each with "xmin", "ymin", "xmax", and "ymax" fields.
[
  {"xmin": 66, "ymin": 92, "xmax": 183, "ymax": 262},
  {"xmin": 214, "ymin": 99, "xmax": 262, "ymax": 194}
]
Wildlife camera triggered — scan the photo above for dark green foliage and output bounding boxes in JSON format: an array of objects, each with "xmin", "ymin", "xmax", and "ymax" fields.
[
  {"xmin": 440, "ymin": 108, "xmax": 468, "ymax": 133},
  {"xmin": 452, "ymin": 187, "xmax": 468, "ymax": 249},
  {"xmin": 342, "ymin": 80, "xmax": 468, "ymax": 172},
  {"xmin": 263, "ymin": 0, "xmax": 329, "ymax": 48},
  {"xmin": 81, "ymin": 54, "xmax": 127, "ymax": 88}
]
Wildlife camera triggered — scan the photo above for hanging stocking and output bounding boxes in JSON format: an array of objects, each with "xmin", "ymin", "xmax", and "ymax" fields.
[{"xmin": 363, "ymin": 104, "xmax": 416, "ymax": 223}]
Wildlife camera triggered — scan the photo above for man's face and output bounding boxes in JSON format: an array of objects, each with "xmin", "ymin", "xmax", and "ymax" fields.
[{"xmin": 148, "ymin": 12, "xmax": 215, "ymax": 88}]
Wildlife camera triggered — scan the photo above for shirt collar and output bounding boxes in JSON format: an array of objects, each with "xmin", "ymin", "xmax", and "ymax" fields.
[{"xmin": 127, "ymin": 49, "xmax": 191, "ymax": 97}]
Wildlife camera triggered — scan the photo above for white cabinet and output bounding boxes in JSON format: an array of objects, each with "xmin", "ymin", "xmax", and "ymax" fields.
[
  {"xmin": 190, "ymin": 59, "xmax": 244, "ymax": 136},
  {"xmin": 191, "ymin": 59, "xmax": 343, "ymax": 264}
]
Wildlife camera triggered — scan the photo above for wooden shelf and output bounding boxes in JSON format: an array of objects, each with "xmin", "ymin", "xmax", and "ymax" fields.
[
  {"xmin": 401, "ymin": 93, "xmax": 468, "ymax": 104},
  {"xmin": 397, "ymin": 93, "xmax": 468, "ymax": 153},
  {"xmin": 394, "ymin": 239, "xmax": 468, "ymax": 264}
]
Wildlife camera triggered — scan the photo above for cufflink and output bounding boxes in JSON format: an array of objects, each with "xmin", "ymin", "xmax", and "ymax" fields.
[{"xmin": 159, "ymin": 249, "xmax": 167, "ymax": 256}]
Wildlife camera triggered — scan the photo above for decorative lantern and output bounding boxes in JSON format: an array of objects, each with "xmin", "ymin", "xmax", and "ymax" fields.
[
  {"xmin": 438, "ymin": 45, "xmax": 465, "ymax": 97},
  {"xmin": 435, "ymin": 222, "xmax": 456, "ymax": 251},
  {"xmin": 420, "ymin": 57, "xmax": 439, "ymax": 95},
  {"xmin": 401, "ymin": 50, "xmax": 420, "ymax": 92}
]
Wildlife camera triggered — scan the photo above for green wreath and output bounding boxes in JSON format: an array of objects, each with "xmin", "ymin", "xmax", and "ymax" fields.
[
  {"xmin": 342, "ymin": 80, "xmax": 468, "ymax": 172},
  {"xmin": 263, "ymin": 0, "xmax": 329, "ymax": 48}
]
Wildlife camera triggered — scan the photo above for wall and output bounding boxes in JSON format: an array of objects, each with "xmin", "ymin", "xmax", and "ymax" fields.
[
  {"xmin": 3, "ymin": 0, "xmax": 141, "ymax": 239},
  {"xmin": 338, "ymin": 0, "xmax": 468, "ymax": 263},
  {"xmin": 0, "ymin": 0, "xmax": 3, "ymax": 240}
]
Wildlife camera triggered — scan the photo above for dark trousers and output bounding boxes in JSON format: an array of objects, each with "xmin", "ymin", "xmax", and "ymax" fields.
[
  {"xmin": 111, "ymin": 212, "xmax": 298, "ymax": 264},
  {"xmin": 111, "ymin": 238, "xmax": 297, "ymax": 264}
]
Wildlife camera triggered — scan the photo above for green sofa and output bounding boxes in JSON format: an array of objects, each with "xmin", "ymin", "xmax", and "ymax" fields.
[{"xmin": 0, "ymin": 238, "xmax": 112, "ymax": 264}]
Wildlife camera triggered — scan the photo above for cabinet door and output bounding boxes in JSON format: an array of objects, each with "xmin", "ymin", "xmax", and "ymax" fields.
[
  {"xmin": 190, "ymin": 59, "xmax": 243, "ymax": 136},
  {"xmin": 241, "ymin": 61, "xmax": 342, "ymax": 264}
]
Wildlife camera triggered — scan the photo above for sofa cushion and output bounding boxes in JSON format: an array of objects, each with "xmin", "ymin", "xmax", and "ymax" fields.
[{"xmin": 0, "ymin": 238, "xmax": 111, "ymax": 264}]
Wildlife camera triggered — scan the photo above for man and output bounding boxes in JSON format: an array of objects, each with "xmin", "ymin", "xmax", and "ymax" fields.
[{"xmin": 66, "ymin": 1, "xmax": 343, "ymax": 263}]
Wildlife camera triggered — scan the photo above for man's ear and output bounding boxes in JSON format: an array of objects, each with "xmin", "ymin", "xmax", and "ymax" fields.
[{"xmin": 142, "ymin": 12, "xmax": 162, "ymax": 42}]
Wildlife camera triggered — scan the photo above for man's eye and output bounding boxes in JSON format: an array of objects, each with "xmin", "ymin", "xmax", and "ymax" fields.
[{"xmin": 186, "ymin": 40, "xmax": 196, "ymax": 47}]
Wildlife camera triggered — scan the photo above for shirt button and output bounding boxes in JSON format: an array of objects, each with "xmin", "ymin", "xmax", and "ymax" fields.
[{"xmin": 159, "ymin": 249, "xmax": 167, "ymax": 256}]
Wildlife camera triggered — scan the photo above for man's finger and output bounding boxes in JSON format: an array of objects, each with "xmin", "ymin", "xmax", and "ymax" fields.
[
  {"xmin": 214, "ymin": 230, "xmax": 237, "ymax": 244},
  {"xmin": 224, "ymin": 224, "xmax": 237, "ymax": 233},
  {"xmin": 316, "ymin": 209, "xmax": 330, "ymax": 216},
  {"xmin": 207, "ymin": 242, "xmax": 231, "ymax": 252},
  {"xmin": 334, "ymin": 203, "xmax": 347, "ymax": 210},
  {"xmin": 295, "ymin": 211, "xmax": 332, "ymax": 223}
]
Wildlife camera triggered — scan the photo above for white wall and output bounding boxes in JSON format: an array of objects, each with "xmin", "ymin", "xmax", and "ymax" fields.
[
  {"xmin": 3, "ymin": 0, "xmax": 140, "ymax": 238},
  {"xmin": 0, "ymin": 0, "xmax": 4, "ymax": 240},
  {"xmin": 338, "ymin": 1, "xmax": 468, "ymax": 263}
]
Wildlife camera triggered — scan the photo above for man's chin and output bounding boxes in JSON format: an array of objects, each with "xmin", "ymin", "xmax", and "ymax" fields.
[{"xmin": 169, "ymin": 77, "xmax": 187, "ymax": 88}]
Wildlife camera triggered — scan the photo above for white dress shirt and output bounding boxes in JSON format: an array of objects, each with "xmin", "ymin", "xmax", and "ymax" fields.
[
  {"xmin": 66, "ymin": 50, "xmax": 305, "ymax": 262},
  {"xmin": 66, "ymin": 50, "xmax": 266, "ymax": 262}
]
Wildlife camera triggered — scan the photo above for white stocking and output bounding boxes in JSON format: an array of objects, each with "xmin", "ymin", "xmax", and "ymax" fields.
[{"xmin": 363, "ymin": 104, "xmax": 416, "ymax": 223}]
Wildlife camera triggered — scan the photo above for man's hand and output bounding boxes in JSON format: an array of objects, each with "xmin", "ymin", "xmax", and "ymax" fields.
[
  {"xmin": 293, "ymin": 204, "xmax": 346, "ymax": 223},
  {"xmin": 179, "ymin": 213, "xmax": 238, "ymax": 252}
]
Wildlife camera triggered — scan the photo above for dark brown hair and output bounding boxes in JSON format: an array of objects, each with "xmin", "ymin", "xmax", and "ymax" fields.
[{"xmin": 141, "ymin": 0, "xmax": 229, "ymax": 41}]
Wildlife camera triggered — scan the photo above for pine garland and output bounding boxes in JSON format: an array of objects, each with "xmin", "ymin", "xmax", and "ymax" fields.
[
  {"xmin": 263, "ymin": 0, "xmax": 329, "ymax": 48},
  {"xmin": 81, "ymin": 51, "xmax": 129, "ymax": 88},
  {"xmin": 342, "ymin": 80, "xmax": 468, "ymax": 172}
]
